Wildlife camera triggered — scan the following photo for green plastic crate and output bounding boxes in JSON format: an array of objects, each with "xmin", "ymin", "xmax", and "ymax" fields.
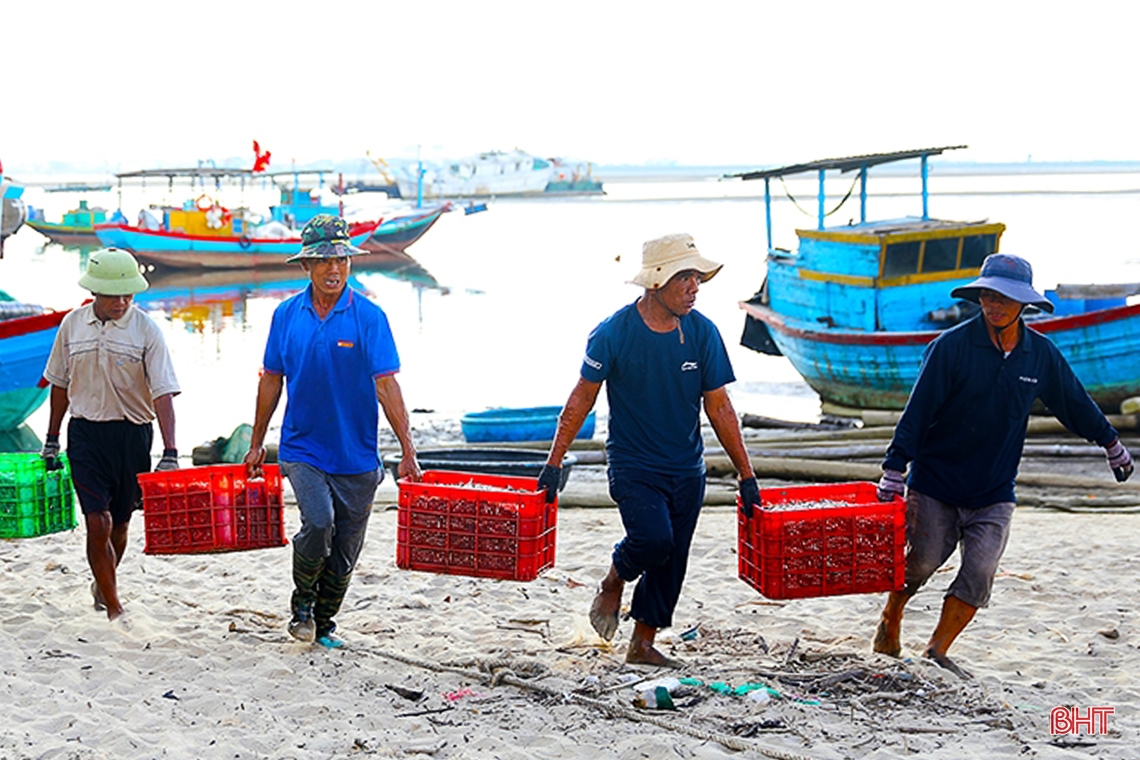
[{"xmin": 0, "ymin": 452, "xmax": 77, "ymax": 539}]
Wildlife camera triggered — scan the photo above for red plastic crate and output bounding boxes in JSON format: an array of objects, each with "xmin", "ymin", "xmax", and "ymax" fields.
[
  {"xmin": 138, "ymin": 464, "xmax": 288, "ymax": 555},
  {"xmin": 737, "ymin": 481, "xmax": 905, "ymax": 600},
  {"xmin": 396, "ymin": 470, "xmax": 556, "ymax": 581}
]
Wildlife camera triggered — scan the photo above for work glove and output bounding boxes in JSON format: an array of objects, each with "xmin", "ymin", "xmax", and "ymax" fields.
[
  {"xmin": 738, "ymin": 476, "xmax": 761, "ymax": 519},
  {"xmin": 877, "ymin": 469, "xmax": 906, "ymax": 502},
  {"xmin": 41, "ymin": 433, "xmax": 62, "ymax": 472},
  {"xmin": 155, "ymin": 448, "xmax": 180, "ymax": 472},
  {"xmin": 1105, "ymin": 439, "xmax": 1134, "ymax": 483},
  {"xmin": 536, "ymin": 464, "xmax": 562, "ymax": 504}
]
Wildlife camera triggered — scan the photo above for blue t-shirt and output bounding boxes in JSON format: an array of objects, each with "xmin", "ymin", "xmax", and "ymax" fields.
[
  {"xmin": 581, "ymin": 302, "xmax": 735, "ymax": 475},
  {"xmin": 884, "ymin": 314, "xmax": 1116, "ymax": 508},
  {"xmin": 264, "ymin": 285, "xmax": 400, "ymax": 474}
]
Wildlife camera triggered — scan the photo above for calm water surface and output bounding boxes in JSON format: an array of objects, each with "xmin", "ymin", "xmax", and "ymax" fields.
[{"xmin": 5, "ymin": 170, "xmax": 1140, "ymax": 452}]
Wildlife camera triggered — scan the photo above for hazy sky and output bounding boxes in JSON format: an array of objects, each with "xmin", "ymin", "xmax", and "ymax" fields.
[{"xmin": 2, "ymin": 1, "xmax": 1136, "ymax": 173}]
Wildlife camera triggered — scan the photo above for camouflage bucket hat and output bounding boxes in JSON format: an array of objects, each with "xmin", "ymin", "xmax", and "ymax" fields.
[{"xmin": 285, "ymin": 214, "xmax": 366, "ymax": 263}]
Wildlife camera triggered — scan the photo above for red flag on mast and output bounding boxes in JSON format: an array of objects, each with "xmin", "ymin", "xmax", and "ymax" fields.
[{"xmin": 252, "ymin": 141, "xmax": 271, "ymax": 173}]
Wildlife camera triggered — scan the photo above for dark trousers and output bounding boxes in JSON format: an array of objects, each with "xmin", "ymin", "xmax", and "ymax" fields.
[
  {"xmin": 608, "ymin": 468, "xmax": 705, "ymax": 629},
  {"xmin": 68, "ymin": 418, "xmax": 153, "ymax": 525}
]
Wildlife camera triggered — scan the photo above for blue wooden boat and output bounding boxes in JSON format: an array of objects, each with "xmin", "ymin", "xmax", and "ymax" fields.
[
  {"xmin": 25, "ymin": 200, "xmax": 109, "ymax": 246},
  {"xmin": 461, "ymin": 406, "xmax": 596, "ymax": 443},
  {"xmin": 360, "ymin": 203, "xmax": 449, "ymax": 255},
  {"xmin": 734, "ymin": 147, "xmax": 1140, "ymax": 412},
  {"xmin": 0, "ymin": 293, "xmax": 68, "ymax": 431}
]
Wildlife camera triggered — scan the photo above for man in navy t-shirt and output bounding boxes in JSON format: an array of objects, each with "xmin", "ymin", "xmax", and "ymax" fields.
[
  {"xmin": 538, "ymin": 233, "xmax": 761, "ymax": 668},
  {"xmin": 245, "ymin": 215, "xmax": 422, "ymax": 648},
  {"xmin": 873, "ymin": 253, "xmax": 1133, "ymax": 678}
]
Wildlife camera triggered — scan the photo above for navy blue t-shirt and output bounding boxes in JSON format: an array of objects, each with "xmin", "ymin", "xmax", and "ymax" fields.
[
  {"xmin": 581, "ymin": 302, "xmax": 735, "ymax": 475},
  {"xmin": 884, "ymin": 314, "xmax": 1116, "ymax": 508}
]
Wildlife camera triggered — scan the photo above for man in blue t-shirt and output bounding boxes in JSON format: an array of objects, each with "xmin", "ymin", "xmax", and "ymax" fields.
[
  {"xmin": 539, "ymin": 233, "xmax": 762, "ymax": 668},
  {"xmin": 873, "ymin": 253, "xmax": 1133, "ymax": 679},
  {"xmin": 245, "ymin": 215, "xmax": 421, "ymax": 648}
]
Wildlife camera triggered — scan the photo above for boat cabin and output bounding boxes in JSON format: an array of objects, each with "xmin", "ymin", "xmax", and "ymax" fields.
[{"xmin": 732, "ymin": 146, "xmax": 1007, "ymax": 333}]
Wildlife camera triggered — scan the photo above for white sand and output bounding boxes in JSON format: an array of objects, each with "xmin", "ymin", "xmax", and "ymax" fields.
[{"xmin": 2, "ymin": 486, "xmax": 1137, "ymax": 759}]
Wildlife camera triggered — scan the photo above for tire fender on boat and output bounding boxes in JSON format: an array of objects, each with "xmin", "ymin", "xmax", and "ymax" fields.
[{"xmin": 238, "ymin": 235, "xmax": 252, "ymax": 250}]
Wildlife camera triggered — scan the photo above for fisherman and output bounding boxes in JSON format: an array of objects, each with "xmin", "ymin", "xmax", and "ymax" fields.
[
  {"xmin": 244, "ymin": 214, "xmax": 421, "ymax": 648},
  {"xmin": 538, "ymin": 233, "xmax": 761, "ymax": 668},
  {"xmin": 42, "ymin": 248, "xmax": 180, "ymax": 620},
  {"xmin": 873, "ymin": 253, "xmax": 1133, "ymax": 678}
]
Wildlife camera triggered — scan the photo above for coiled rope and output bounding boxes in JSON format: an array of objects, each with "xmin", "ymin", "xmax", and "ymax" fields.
[{"xmin": 363, "ymin": 646, "xmax": 815, "ymax": 760}]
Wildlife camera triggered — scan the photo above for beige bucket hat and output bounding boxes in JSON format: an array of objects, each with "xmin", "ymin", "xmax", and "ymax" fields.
[{"xmin": 629, "ymin": 233, "xmax": 723, "ymax": 289}]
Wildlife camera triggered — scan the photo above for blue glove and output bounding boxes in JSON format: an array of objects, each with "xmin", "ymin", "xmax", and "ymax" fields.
[
  {"xmin": 1105, "ymin": 439, "xmax": 1133, "ymax": 483},
  {"xmin": 738, "ymin": 476, "xmax": 761, "ymax": 519},
  {"xmin": 536, "ymin": 464, "xmax": 562, "ymax": 503},
  {"xmin": 155, "ymin": 448, "xmax": 180, "ymax": 472},
  {"xmin": 877, "ymin": 469, "xmax": 906, "ymax": 502},
  {"xmin": 41, "ymin": 433, "xmax": 62, "ymax": 472}
]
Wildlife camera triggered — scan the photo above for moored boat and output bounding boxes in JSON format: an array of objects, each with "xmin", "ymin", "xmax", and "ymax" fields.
[
  {"xmin": 396, "ymin": 149, "xmax": 554, "ymax": 199},
  {"xmin": 0, "ymin": 293, "xmax": 68, "ymax": 431},
  {"xmin": 733, "ymin": 147, "xmax": 1140, "ymax": 413},
  {"xmin": 359, "ymin": 203, "xmax": 450, "ymax": 255},
  {"xmin": 25, "ymin": 200, "xmax": 110, "ymax": 246}
]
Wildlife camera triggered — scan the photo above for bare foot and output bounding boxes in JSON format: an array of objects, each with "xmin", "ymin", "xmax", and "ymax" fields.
[
  {"xmin": 589, "ymin": 572, "xmax": 624, "ymax": 642},
  {"xmin": 873, "ymin": 619, "xmax": 902, "ymax": 657},
  {"xmin": 923, "ymin": 648, "xmax": 972, "ymax": 680},
  {"xmin": 625, "ymin": 643, "xmax": 685, "ymax": 669},
  {"xmin": 91, "ymin": 581, "xmax": 107, "ymax": 612}
]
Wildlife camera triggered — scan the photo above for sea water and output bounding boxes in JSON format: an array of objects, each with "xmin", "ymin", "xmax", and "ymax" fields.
[{"xmin": 5, "ymin": 169, "xmax": 1140, "ymax": 452}]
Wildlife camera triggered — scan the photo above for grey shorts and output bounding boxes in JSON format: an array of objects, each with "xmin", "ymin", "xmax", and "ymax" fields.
[{"xmin": 903, "ymin": 489, "xmax": 1015, "ymax": 609}]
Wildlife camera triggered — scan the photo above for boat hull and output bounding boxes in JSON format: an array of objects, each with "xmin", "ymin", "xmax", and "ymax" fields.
[
  {"xmin": 0, "ymin": 311, "xmax": 68, "ymax": 430},
  {"xmin": 359, "ymin": 206, "xmax": 446, "ymax": 255},
  {"xmin": 93, "ymin": 222, "xmax": 379, "ymax": 268},
  {"xmin": 26, "ymin": 220, "xmax": 101, "ymax": 246},
  {"xmin": 741, "ymin": 301, "xmax": 1140, "ymax": 412}
]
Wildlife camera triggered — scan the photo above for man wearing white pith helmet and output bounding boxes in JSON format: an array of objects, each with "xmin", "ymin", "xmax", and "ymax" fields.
[
  {"xmin": 42, "ymin": 247, "xmax": 180, "ymax": 621},
  {"xmin": 540, "ymin": 233, "xmax": 760, "ymax": 668}
]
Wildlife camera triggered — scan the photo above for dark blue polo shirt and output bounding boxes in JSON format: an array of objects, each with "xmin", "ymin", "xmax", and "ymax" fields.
[
  {"xmin": 884, "ymin": 313, "xmax": 1117, "ymax": 508},
  {"xmin": 264, "ymin": 285, "xmax": 400, "ymax": 474},
  {"xmin": 581, "ymin": 302, "xmax": 735, "ymax": 475}
]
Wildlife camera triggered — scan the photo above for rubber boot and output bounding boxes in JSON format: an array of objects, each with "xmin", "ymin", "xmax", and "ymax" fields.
[
  {"xmin": 289, "ymin": 552, "xmax": 325, "ymax": 642},
  {"xmin": 313, "ymin": 569, "xmax": 352, "ymax": 640}
]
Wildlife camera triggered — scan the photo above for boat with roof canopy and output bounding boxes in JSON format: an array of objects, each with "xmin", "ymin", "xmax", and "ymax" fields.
[{"xmin": 733, "ymin": 146, "xmax": 1140, "ymax": 412}]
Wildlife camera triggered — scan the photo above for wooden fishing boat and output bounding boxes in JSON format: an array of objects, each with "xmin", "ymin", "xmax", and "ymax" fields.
[
  {"xmin": 734, "ymin": 147, "xmax": 1140, "ymax": 412},
  {"xmin": 93, "ymin": 217, "xmax": 379, "ymax": 268},
  {"xmin": 25, "ymin": 200, "xmax": 110, "ymax": 246},
  {"xmin": 0, "ymin": 294, "xmax": 68, "ymax": 431},
  {"xmin": 359, "ymin": 203, "xmax": 449, "ymax": 255}
]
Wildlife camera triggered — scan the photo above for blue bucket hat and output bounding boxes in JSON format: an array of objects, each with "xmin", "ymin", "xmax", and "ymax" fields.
[
  {"xmin": 285, "ymin": 214, "xmax": 365, "ymax": 264},
  {"xmin": 950, "ymin": 253, "xmax": 1054, "ymax": 314}
]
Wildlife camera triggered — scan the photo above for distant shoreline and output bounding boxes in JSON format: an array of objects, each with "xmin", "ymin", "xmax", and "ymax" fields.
[{"xmin": 10, "ymin": 159, "xmax": 1140, "ymax": 187}]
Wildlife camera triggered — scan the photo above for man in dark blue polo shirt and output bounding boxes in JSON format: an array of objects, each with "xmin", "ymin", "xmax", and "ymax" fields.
[
  {"xmin": 873, "ymin": 253, "xmax": 1133, "ymax": 678},
  {"xmin": 245, "ymin": 215, "xmax": 421, "ymax": 648},
  {"xmin": 538, "ymin": 233, "xmax": 761, "ymax": 668}
]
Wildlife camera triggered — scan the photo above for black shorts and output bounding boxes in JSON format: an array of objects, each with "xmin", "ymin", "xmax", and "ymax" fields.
[{"xmin": 68, "ymin": 418, "xmax": 153, "ymax": 526}]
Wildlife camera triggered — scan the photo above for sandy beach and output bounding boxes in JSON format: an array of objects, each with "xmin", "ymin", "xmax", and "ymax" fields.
[{"xmin": 3, "ymin": 431, "xmax": 1138, "ymax": 760}]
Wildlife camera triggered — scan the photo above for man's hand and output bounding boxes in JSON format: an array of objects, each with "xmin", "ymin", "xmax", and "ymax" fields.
[
  {"xmin": 877, "ymin": 469, "xmax": 906, "ymax": 502},
  {"xmin": 738, "ymin": 476, "xmax": 761, "ymax": 519},
  {"xmin": 536, "ymin": 464, "xmax": 562, "ymax": 504},
  {"xmin": 41, "ymin": 433, "xmax": 62, "ymax": 472},
  {"xmin": 244, "ymin": 444, "xmax": 266, "ymax": 479},
  {"xmin": 1105, "ymin": 439, "xmax": 1134, "ymax": 483},
  {"xmin": 155, "ymin": 448, "xmax": 179, "ymax": 472}
]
